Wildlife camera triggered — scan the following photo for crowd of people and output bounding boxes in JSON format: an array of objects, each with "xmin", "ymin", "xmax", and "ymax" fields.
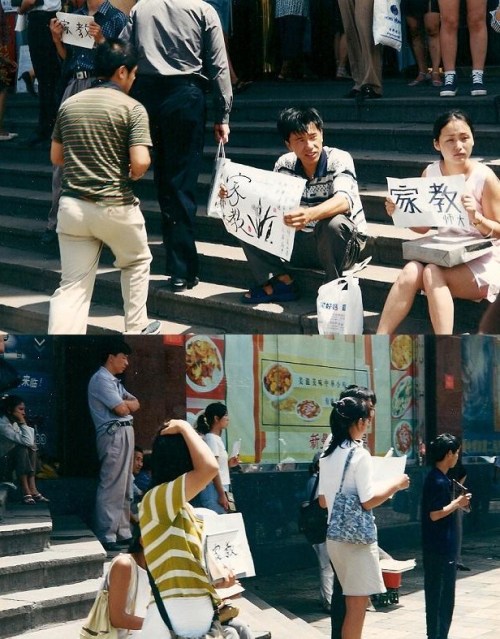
[{"xmin": 0, "ymin": 337, "xmax": 482, "ymax": 639}]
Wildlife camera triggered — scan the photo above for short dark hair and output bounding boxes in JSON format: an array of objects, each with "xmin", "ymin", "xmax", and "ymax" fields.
[
  {"xmin": 277, "ymin": 107, "xmax": 323, "ymax": 142},
  {"xmin": 428, "ymin": 433, "xmax": 461, "ymax": 464},
  {"xmin": 99, "ymin": 339, "xmax": 132, "ymax": 364},
  {"xmin": 150, "ymin": 432, "xmax": 193, "ymax": 487},
  {"xmin": 94, "ymin": 38, "xmax": 138, "ymax": 79}
]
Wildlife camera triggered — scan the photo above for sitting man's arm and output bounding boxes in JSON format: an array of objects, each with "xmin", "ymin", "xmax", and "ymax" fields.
[{"xmin": 284, "ymin": 193, "xmax": 350, "ymax": 230}]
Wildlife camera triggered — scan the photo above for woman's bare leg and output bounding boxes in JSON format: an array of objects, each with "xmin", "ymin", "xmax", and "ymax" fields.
[
  {"xmin": 342, "ymin": 595, "xmax": 368, "ymax": 639},
  {"xmin": 438, "ymin": 0, "xmax": 460, "ymax": 71},
  {"xmin": 377, "ymin": 262, "xmax": 425, "ymax": 334},
  {"xmin": 423, "ymin": 263, "xmax": 483, "ymax": 334},
  {"xmin": 466, "ymin": 0, "xmax": 487, "ymax": 70}
]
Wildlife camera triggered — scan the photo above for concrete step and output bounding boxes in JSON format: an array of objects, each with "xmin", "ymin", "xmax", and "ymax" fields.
[
  {"xmin": 0, "ymin": 577, "xmax": 101, "ymax": 639},
  {"xmin": 0, "ymin": 539, "xmax": 105, "ymax": 596},
  {"xmin": 0, "ymin": 505, "xmax": 51, "ymax": 556},
  {"xmin": 0, "ymin": 242, "xmax": 488, "ymax": 334},
  {"xmin": 241, "ymin": 589, "xmax": 326, "ymax": 639}
]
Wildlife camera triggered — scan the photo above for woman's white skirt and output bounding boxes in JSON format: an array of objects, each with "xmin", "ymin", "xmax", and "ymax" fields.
[{"xmin": 327, "ymin": 539, "xmax": 386, "ymax": 596}]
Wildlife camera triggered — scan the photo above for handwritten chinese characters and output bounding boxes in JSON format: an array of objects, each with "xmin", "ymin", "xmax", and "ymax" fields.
[
  {"xmin": 208, "ymin": 160, "xmax": 306, "ymax": 260},
  {"xmin": 387, "ymin": 175, "xmax": 469, "ymax": 228},
  {"xmin": 56, "ymin": 12, "xmax": 95, "ymax": 49}
]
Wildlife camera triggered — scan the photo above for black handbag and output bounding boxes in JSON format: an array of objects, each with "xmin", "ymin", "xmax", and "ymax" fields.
[{"xmin": 298, "ymin": 474, "xmax": 328, "ymax": 545}]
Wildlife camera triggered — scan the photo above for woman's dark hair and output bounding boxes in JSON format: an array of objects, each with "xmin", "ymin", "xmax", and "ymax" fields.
[
  {"xmin": 150, "ymin": 432, "xmax": 193, "ymax": 488},
  {"xmin": 0, "ymin": 394, "xmax": 25, "ymax": 420},
  {"xmin": 432, "ymin": 110, "xmax": 474, "ymax": 142},
  {"xmin": 428, "ymin": 433, "xmax": 461, "ymax": 464},
  {"xmin": 94, "ymin": 38, "xmax": 138, "ymax": 79},
  {"xmin": 322, "ymin": 396, "xmax": 370, "ymax": 457},
  {"xmin": 277, "ymin": 107, "xmax": 323, "ymax": 142},
  {"xmin": 339, "ymin": 384, "xmax": 377, "ymax": 406},
  {"xmin": 196, "ymin": 402, "xmax": 227, "ymax": 435}
]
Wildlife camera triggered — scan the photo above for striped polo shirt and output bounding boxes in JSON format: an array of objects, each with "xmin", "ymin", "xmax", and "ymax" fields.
[
  {"xmin": 139, "ymin": 475, "xmax": 219, "ymax": 604},
  {"xmin": 52, "ymin": 83, "xmax": 152, "ymax": 206},
  {"xmin": 274, "ymin": 146, "xmax": 368, "ymax": 235}
]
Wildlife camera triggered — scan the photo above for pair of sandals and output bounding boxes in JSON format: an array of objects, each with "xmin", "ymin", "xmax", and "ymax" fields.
[
  {"xmin": 242, "ymin": 277, "xmax": 299, "ymax": 304},
  {"xmin": 22, "ymin": 493, "xmax": 50, "ymax": 505},
  {"xmin": 408, "ymin": 71, "xmax": 442, "ymax": 87}
]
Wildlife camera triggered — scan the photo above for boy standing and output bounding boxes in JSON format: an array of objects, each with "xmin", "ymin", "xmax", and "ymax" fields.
[{"xmin": 421, "ymin": 434, "xmax": 471, "ymax": 639}]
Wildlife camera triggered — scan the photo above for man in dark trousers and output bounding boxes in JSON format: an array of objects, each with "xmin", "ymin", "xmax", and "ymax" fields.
[
  {"xmin": 122, "ymin": 0, "xmax": 232, "ymax": 292},
  {"xmin": 422, "ymin": 434, "xmax": 471, "ymax": 639}
]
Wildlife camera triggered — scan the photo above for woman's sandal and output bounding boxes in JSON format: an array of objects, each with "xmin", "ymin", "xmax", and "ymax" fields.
[
  {"xmin": 22, "ymin": 494, "xmax": 36, "ymax": 505},
  {"xmin": 431, "ymin": 71, "xmax": 443, "ymax": 87},
  {"xmin": 408, "ymin": 71, "xmax": 431, "ymax": 86},
  {"xmin": 32, "ymin": 493, "xmax": 50, "ymax": 503},
  {"xmin": 242, "ymin": 278, "xmax": 299, "ymax": 304}
]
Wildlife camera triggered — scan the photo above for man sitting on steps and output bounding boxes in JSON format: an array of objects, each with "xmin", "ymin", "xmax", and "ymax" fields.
[{"xmin": 237, "ymin": 106, "xmax": 368, "ymax": 304}]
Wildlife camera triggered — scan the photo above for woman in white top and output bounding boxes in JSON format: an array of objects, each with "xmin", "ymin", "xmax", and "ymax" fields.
[
  {"xmin": 377, "ymin": 109, "xmax": 500, "ymax": 334},
  {"xmin": 319, "ymin": 397, "xmax": 409, "ymax": 639},
  {"xmin": 196, "ymin": 403, "xmax": 239, "ymax": 513},
  {"xmin": 107, "ymin": 533, "xmax": 150, "ymax": 638}
]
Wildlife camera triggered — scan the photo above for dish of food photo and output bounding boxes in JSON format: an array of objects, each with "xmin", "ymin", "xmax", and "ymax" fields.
[
  {"xmin": 271, "ymin": 396, "xmax": 297, "ymax": 412},
  {"xmin": 296, "ymin": 399, "xmax": 322, "ymax": 421},
  {"xmin": 393, "ymin": 421, "xmax": 413, "ymax": 456},
  {"xmin": 390, "ymin": 335, "xmax": 413, "ymax": 371},
  {"xmin": 185, "ymin": 336, "xmax": 223, "ymax": 392},
  {"xmin": 262, "ymin": 363, "xmax": 293, "ymax": 399},
  {"xmin": 391, "ymin": 375, "xmax": 413, "ymax": 418}
]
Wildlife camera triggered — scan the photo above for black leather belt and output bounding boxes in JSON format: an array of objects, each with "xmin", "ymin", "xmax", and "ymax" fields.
[{"xmin": 104, "ymin": 419, "xmax": 133, "ymax": 435}]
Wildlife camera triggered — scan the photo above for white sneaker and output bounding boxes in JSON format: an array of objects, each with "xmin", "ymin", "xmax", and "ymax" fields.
[{"xmin": 140, "ymin": 320, "xmax": 161, "ymax": 335}]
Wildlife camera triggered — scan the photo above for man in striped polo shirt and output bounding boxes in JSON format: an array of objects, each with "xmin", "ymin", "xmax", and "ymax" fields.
[
  {"xmin": 48, "ymin": 39, "xmax": 160, "ymax": 335},
  {"xmin": 240, "ymin": 106, "xmax": 368, "ymax": 304}
]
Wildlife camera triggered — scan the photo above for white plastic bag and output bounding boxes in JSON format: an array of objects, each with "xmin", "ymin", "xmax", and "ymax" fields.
[
  {"xmin": 207, "ymin": 141, "xmax": 230, "ymax": 218},
  {"xmin": 373, "ymin": 0, "xmax": 402, "ymax": 51},
  {"xmin": 317, "ymin": 276, "xmax": 363, "ymax": 335}
]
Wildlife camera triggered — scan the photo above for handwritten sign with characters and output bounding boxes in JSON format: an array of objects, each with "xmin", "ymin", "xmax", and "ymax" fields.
[
  {"xmin": 203, "ymin": 512, "xmax": 255, "ymax": 580},
  {"xmin": 208, "ymin": 160, "xmax": 305, "ymax": 260},
  {"xmin": 56, "ymin": 12, "xmax": 95, "ymax": 49},
  {"xmin": 387, "ymin": 175, "xmax": 469, "ymax": 229}
]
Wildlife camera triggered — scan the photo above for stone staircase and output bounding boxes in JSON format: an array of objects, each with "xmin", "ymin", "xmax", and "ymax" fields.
[
  {"xmin": 0, "ymin": 77, "xmax": 499, "ymax": 334},
  {"xmin": 0, "ymin": 498, "xmax": 326, "ymax": 639},
  {"xmin": 0, "ymin": 503, "xmax": 105, "ymax": 639}
]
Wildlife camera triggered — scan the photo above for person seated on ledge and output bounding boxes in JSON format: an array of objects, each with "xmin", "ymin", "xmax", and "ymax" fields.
[
  {"xmin": 376, "ymin": 110, "xmax": 500, "ymax": 335},
  {"xmin": 235, "ymin": 106, "xmax": 368, "ymax": 304}
]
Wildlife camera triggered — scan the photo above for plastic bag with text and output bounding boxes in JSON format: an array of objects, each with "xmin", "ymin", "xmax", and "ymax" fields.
[
  {"xmin": 316, "ymin": 275, "xmax": 363, "ymax": 335},
  {"xmin": 373, "ymin": 0, "xmax": 402, "ymax": 51}
]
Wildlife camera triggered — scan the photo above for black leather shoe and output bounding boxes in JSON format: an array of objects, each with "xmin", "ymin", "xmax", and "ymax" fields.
[
  {"xmin": 171, "ymin": 276, "xmax": 199, "ymax": 292},
  {"xmin": 359, "ymin": 85, "xmax": 382, "ymax": 100},
  {"xmin": 457, "ymin": 563, "xmax": 471, "ymax": 571}
]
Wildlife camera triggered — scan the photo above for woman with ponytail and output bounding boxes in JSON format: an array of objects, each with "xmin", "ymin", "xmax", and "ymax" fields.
[
  {"xmin": 195, "ymin": 402, "xmax": 240, "ymax": 514},
  {"xmin": 319, "ymin": 397, "xmax": 409, "ymax": 639}
]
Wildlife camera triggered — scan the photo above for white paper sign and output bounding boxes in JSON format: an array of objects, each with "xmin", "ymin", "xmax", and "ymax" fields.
[
  {"xmin": 387, "ymin": 175, "xmax": 469, "ymax": 229},
  {"xmin": 230, "ymin": 439, "xmax": 241, "ymax": 458},
  {"xmin": 203, "ymin": 512, "xmax": 255, "ymax": 579},
  {"xmin": 56, "ymin": 12, "xmax": 95, "ymax": 49},
  {"xmin": 211, "ymin": 161, "xmax": 305, "ymax": 261},
  {"xmin": 372, "ymin": 454, "xmax": 406, "ymax": 484}
]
